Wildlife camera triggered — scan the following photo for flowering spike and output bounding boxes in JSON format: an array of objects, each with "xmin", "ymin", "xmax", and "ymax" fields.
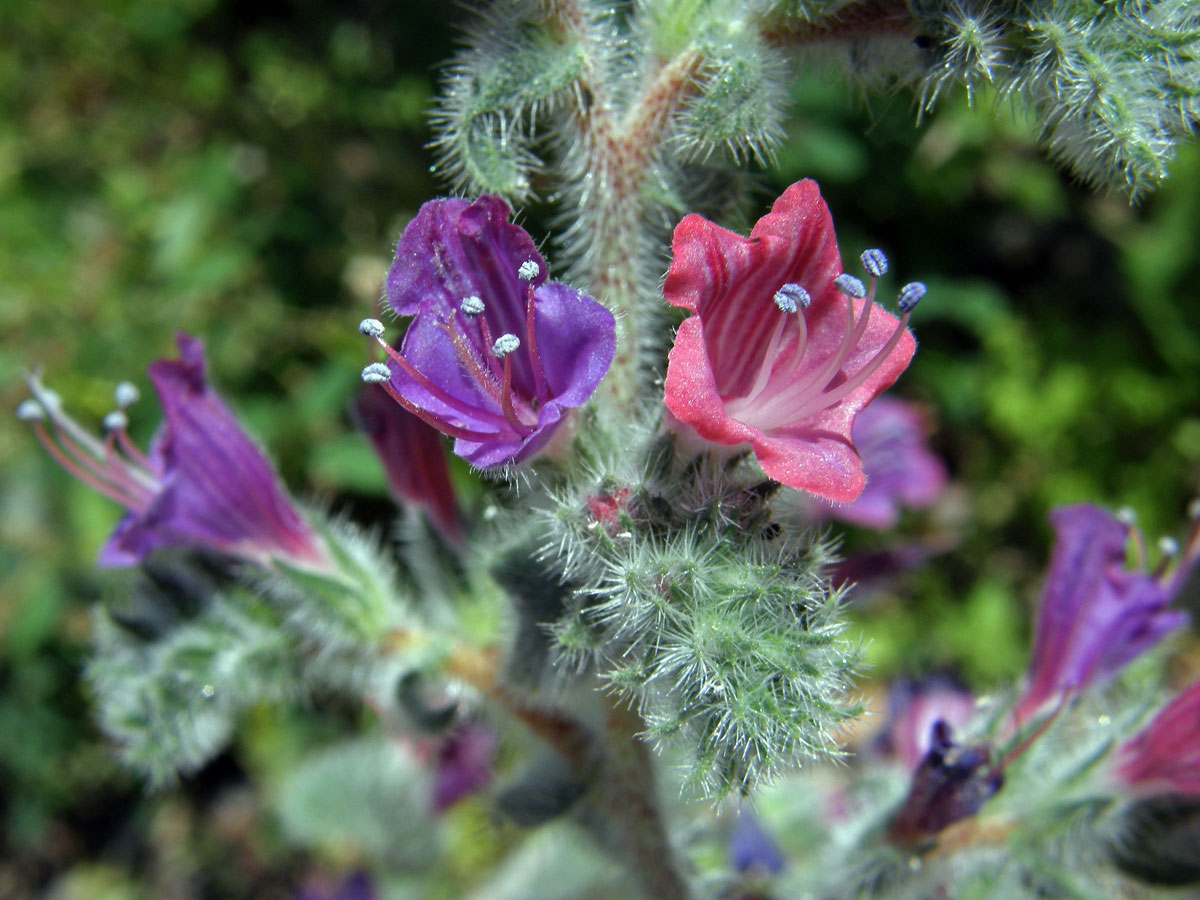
[
  {"xmin": 898, "ymin": 282, "xmax": 926, "ymax": 313},
  {"xmin": 834, "ymin": 273, "xmax": 866, "ymax": 298},
  {"xmin": 663, "ymin": 179, "xmax": 916, "ymax": 502},
  {"xmin": 773, "ymin": 282, "xmax": 810, "ymax": 314},
  {"xmin": 16, "ymin": 399, "xmax": 44, "ymax": 421},
  {"xmin": 362, "ymin": 363, "xmax": 392, "ymax": 383},
  {"xmin": 103, "ymin": 410, "xmax": 129, "ymax": 432},
  {"xmin": 114, "ymin": 382, "xmax": 140, "ymax": 408},
  {"xmin": 861, "ymin": 248, "xmax": 889, "ymax": 277},
  {"xmin": 492, "ymin": 333, "xmax": 521, "ymax": 358},
  {"xmin": 359, "ymin": 318, "xmax": 386, "ymax": 338},
  {"xmin": 380, "ymin": 196, "xmax": 615, "ymax": 468}
]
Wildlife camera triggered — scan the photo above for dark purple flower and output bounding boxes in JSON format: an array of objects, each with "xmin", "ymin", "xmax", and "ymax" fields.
[
  {"xmin": 295, "ymin": 871, "xmax": 374, "ymax": 900},
  {"xmin": 822, "ymin": 396, "xmax": 947, "ymax": 530},
  {"xmin": 432, "ymin": 724, "xmax": 496, "ymax": 813},
  {"xmin": 1015, "ymin": 505, "xmax": 1191, "ymax": 724},
  {"xmin": 1114, "ymin": 679, "xmax": 1200, "ymax": 797},
  {"xmin": 361, "ymin": 196, "xmax": 616, "ymax": 469},
  {"xmin": 881, "ymin": 679, "xmax": 977, "ymax": 772},
  {"xmin": 887, "ymin": 720, "xmax": 1004, "ymax": 845},
  {"xmin": 729, "ymin": 808, "xmax": 786, "ymax": 875},
  {"xmin": 355, "ymin": 383, "xmax": 462, "ymax": 543},
  {"xmin": 20, "ymin": 334, "xmax": 329, "ymax": 570}
]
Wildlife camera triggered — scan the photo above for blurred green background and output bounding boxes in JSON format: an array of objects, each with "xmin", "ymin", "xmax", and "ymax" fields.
[{"xmin": 2, "ymin": 1, "xmax": 1199, "ymax": 897}]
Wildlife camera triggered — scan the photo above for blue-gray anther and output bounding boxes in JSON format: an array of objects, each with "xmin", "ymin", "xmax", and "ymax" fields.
[
  {"xmin": 359, "ymin": 318, "xmax": 385, "ymax": 338},
  {"xmin": 492, "ymin": 333, "xmax": 521, "ymax": 358},
  {"xmin": 39, "ymin": 388, "xmax": 62, "ymax": 411},
  {"xmin": 898, "ymin": 281, "xmax": 926, "ymax": 314},
  {"xmin": 834, "ymin": 273, "xmax": 866, "ymax": 299},
  {"xmin": 1159, "ymin": 536, "xmax": 1180, "ymax": 557},
  {"xmin": 361, "ymin": 362, "xmax": 392, "ymax": 384},
  {"xmin": 114, "ymin": 381, "xmax": 140, "ymax": 408},
  {"xmin": 773, "ymin": 283, "xmax": 811, "ymax": 314},
  {"xmin": 861, "ymin": 248, "xmax": 889, "ymax": 278},
  {"xmin": 103, "ymin": 410, "xmax": 129, "ymax": 432},
  {"xmin": 1116, "ymin": 507, "xmax": 1137, "ymax": 526},
  {"xmin": 460, "ymin": 295, "xmax": 485, "ymax": 316},
  {"xmin": 517, "ymin": 260, "xmax": 540, "ymax": 282},
  {"xmin": 16, "ymin": 399, "xmax": 44, "ymax": 422}
]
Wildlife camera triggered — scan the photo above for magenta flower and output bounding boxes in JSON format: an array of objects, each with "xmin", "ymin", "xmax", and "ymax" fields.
[
  {"xmin": 432, "ymin": 724, "xmax": 496, "ymax": 813},
  {"xmin": 825, "ymin": 396, "xmax": 947, "ymax": 529},
  {"xmin": 19, "ymin": 334, "xmax": 328, "ymax": 570},
  {"xmin": 663, "ymin": 179, "xmax": 918, "ymax": 503},
  {"xmin": 361, "ymin": 196, "xmax": 616, "ymax": 469},
  {"xmin": 1114, "ymin": 679, "xmax": 1200, "ymax": 797},
  {"xmin": 1015, "ymin": 505, "xmax": 1192, "ymax": 724},
  {"xmin": 355, "ymin": 383, "xmax": 461, "ymax": 543}
]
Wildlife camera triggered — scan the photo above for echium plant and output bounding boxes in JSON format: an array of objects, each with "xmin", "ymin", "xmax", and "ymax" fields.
[{"xmin": 17, "ymin": 2, "xmax": 1200, "ymax": 899}]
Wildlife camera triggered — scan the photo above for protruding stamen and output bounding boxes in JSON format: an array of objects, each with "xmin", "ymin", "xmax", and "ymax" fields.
[
  {"xmin": 16, "ymin": 400, "xmax": 44, "ymax": 421},
  {"xmin": 1159, "ymin": 536, "xmax": 1180, "ymax": 557},
  {"xmin": 773, "ymin": 283, "xmax": 810, "ymax": 314},
  {"xmin": 492, "ymin": 333, "xmax": 521, "ymax": 359},
  {"xmin": 359, "ymin": 318, "xmax": 386, "ymax": 338},
  {"xmin": 525, "ymin": 285, "xmax": 547, "ymax": 400},
  {"xmin": 362, "ymin": 362, "xmax": 391, "ymax": 383},
  {"xmin": 834, "ymin": 273, "xmax": 866, "ymax": 299},
  {"xmin": 517, "ymin": 260, "xmax": 540, "ymax": 282},
  {"xmin": 114, "ymin": 382, "xmax": 140, "ymax": 408},
  {"xmin": 460, "ymin": 295, "xmax": 485, "ymax": 316},
  {"xmin": 898, "ymin": 282, "xmax": 926, "ymax": 314},
  {"xmin": 103, "ymin": 411, "xmax": 129, "ymax": 432},
  {"xmin": 1116, "ymin": 507, "xmax": 1138, "ymax": 527},
  {"xmin": 861, "ymin": 249, "xmax": 889, "ymax": 277}
]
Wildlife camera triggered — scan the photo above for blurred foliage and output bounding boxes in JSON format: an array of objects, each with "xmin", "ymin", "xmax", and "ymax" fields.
[{"xmin": 1, "ymin": 0, "xmax": 1199, "ymax": 897}]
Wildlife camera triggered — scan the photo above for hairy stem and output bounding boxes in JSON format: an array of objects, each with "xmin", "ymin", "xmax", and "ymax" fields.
[
  {"xmin": 549, "ymin": 1, "xmax": 702, "ymax": 412},
  {"xmin": 591, "ymin": 701, "xmax": 692, "ymax": 900}
]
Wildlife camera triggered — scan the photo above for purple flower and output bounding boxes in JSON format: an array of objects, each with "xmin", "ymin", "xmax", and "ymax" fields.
[
  {"xmin": 295, "ymin": 871, "xmax": 374, "ymax": 900},
  {"xmin": 887, "ymin": 720, "xmax": 1004, "ymax": 845},
  {"xmin": 729, "ymin": 808, "xmax": 786, "ymax": 875},
  {"xmin": 362, "ymin": 196, "xmax": 616, "ymax": 468},
  {"xmin": 1015, "ymin": 505, "xmax": 1192, "ymax": 724},
  {"xmin": 822, "ymin": 396, "xmax": 947, "ymax": 530},
  {"xmin": 432, "ymin": 724, "xmax": 496, "ymax": 814},
  {"xmin": 355, "ymin": 383, "xmax": 462, "ymax": 543},
  {"xmin": 1114, "ymin": 679, "xmax": 1200, "ymax": 797},
  {"xmin": 20, "ymin": 334, "xmax": 329, "ymax": 570}
]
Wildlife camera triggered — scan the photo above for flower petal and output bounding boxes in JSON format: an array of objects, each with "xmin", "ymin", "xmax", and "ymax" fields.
[{"xmin": 531, "ymin": 281, "xmax": 617, "ymax": 408}]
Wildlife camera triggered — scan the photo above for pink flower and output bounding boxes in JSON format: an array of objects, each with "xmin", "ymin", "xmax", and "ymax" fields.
[
  {"xmin": 663, "ymin": 179, "xmax": 918, "ymax": 503},
  {"xmin": 1114, "ymin": 679, "xmax": 1200, "ymax": 797}
]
